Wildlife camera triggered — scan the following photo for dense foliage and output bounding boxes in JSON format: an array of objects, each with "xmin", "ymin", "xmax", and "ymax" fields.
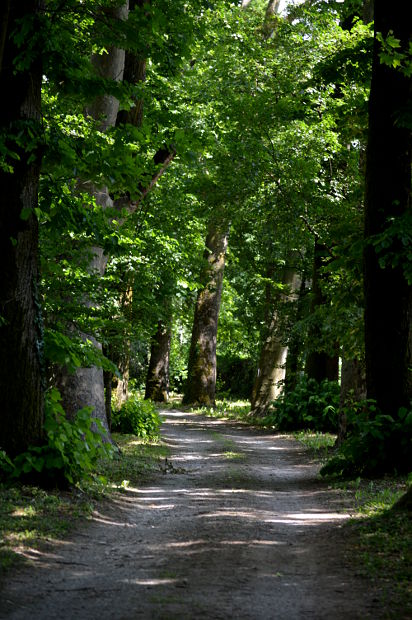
[
  {"xmin": 0, "ymin": 0, "xmax": 410, "ymax": 484},
  {"xmin": 111, "ymin": 396, "xmax": 162, "ymax": 440},
  {"xmin": 0, "ymin": 389, "xmax": 113, "ymax": 486},
  {"xmin": 259, "ymin": 378, "xmax": 340, "ymax": 433}
]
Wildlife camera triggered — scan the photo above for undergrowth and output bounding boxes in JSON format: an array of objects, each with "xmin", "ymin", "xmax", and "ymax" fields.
[
  {"xmin": 340, "ymin": 477, "xmax": 412, "ymax": 619},
  {"xmin": 111, "ymin": 396, "xmax": 162, "ymax": 440},
  {"xmin": 293, "ymin": 430, "xmax": 336, "ymax": 460},
  {"xmin": 190, "ymin": 399, "xmax": 251, "ymax": 420}
]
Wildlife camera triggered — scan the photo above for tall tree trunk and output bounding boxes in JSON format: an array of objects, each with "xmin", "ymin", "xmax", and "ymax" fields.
[
  {"xmin": 250, "ymin": 266, "xmax": 300, "ymax": 417},
  {"xmin": 0, "ymin": 1, "xmax": 44, "ymax": 455},
  {"xmin": 336, "ymin": 356, "xmax": 366, "ymax": 445},
  {"xmin": 262, "ymin": 0, "xmax": 281, "ymax": 38},
  {"xmin": 305, "ymin": 241, "xmax": 339, "ymax": 383},
  {"xmin": 284, "ymin": 276, "xmax": 307, "ymax": 394},
  {"xmin": 56, "ymin": 2, "xmax": 128, "ymax": 431},
  {"xmin": 363, "ymin": 2, "xmax": 412, "ymax": 417},
  {"xmin": 183, "ymin": 218, "xmax": 229, "ymax": 406},
  {"xmin": 145, "ymin": 321, "xmax": 172, "ymax": 402}
]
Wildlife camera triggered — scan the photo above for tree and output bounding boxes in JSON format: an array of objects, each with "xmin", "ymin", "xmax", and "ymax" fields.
[
  {"xmin": 363, "ymin": 1, "xmax": 412, "ymax": 416},
  {"xmin": 0, "ymin": 1, "xmax": 45, "ymax": 455},
  {"xmin": 305, "ymin": 242, "xmax": 339, "ymax": 383},
  {"xmin": 250, "ymin": 261, "xmax": 301, "ymax": 417},
  {"xmin": 183, "ymin": 216, "xmax": 229, "ymax": 406},
  {"xmin": 55, "ymin": 1, "xmax": 128, "ymax": 432},
  {"xmin": 145, "ymin": 320, "xmax": 172, "ymax": 402}
]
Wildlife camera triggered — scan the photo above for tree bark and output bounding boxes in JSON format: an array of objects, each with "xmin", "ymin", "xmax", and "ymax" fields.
[
  {"xmin": 183, "ymin": 218, "xmax": 229, "ymax": 406},
  {"xmin": 145, "ymin": 321, "xmax": 172, "ymax": 402},
  {"xmin": 305, "ymin": 241, "xmax": 339, "ymax": 383},
  {"xmin": 336, "ymin": 356, "xmax": 366, "ymax": 445},
  {"xmin": 363, "ymin": 2, "xmax": 412, "ymax": 417},
  {"xmin": 56, "ymin": 2, "xmax": 128, "ymax": 431},
  {"xmin": 284, "ymin": 276, "xmax": 307, "ymax": 394},
  {"xmin": 250, "ymin": 266, "xmax": 300, "ymax": 417},
  {"xmin": 0, "ymin": 0, "xmax": 44, "ymax": 455}
]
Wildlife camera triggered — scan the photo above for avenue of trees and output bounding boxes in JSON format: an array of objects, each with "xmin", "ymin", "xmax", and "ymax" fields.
[{"xmin": 0, "ymin": 0, "xmax": 411, "ymax": 482}]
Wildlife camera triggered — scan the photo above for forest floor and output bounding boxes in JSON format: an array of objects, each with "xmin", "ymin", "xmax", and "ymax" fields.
[{"xmin": 0, "ymin": 409, "xmax": 408, "ymax": 619}]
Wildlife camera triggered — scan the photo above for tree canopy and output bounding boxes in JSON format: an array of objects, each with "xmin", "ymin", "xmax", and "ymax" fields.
[{"xmin": 0, "ymin": 0, "xmax": 411, "ymax": 482}]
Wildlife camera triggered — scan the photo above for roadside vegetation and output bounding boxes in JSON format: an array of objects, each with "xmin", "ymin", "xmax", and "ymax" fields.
[{"xmin": 0, "ymin": 397, "xmax": 168, "ymax": 575}]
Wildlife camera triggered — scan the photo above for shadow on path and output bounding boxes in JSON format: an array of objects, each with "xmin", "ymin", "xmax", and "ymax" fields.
[{"xmin": 0, "ymin": 410, "xmax": 380, "ymax": 619}]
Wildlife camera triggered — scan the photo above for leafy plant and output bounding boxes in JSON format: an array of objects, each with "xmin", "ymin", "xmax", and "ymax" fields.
[
  {"xmin": 111, "ymin": 396, "xmax": 161, "ymax": 440},
  {"xmin": 0, "ymin": 388, "xmax": 114, "ymax": 486},
  {"xmin": 260, "ymin": 377, "xmax": 340, "ymax": 432},
  {"xmin": 321, "ymin": 401, "xmax": 412, "ymax": 477}
]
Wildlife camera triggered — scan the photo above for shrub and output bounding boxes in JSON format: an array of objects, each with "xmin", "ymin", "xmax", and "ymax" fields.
[
  {"xmin": 111, "ymin": 396, "xmax": 161, "ymax": 440},
  {"xmin": 262, "ymin": 376, "xmax": 340, "ymax": 432},
  {"xmin": 321, "ymin": 401, "xmax": 412, "ymax": 478},
  {"xmin": 0, "ymin": 388, "xmax": 114, "ymax": 487}
]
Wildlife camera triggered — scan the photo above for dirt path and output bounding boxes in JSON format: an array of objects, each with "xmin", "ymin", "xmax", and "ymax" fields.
[{"xmin": 1, "ymin": 410, "xmax": 381, "ymax": 619}]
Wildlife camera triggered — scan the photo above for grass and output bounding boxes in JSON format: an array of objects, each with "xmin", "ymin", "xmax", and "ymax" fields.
[
  {"xmin": 0, "ymin": 484, "xmax": 93, "ymax": 574},
  {"xmin": 190, "ymin": 398, "xmax": 251, "ymax": 421},
  {"xmin": 0, "ymin": 432, "xmax": 169, "ymax": 576},
  {"xmin": 340, "ymin": 477, "xmax": 412, "ymax": 618},
  {"xmin": 293, "ymin": 430, "xmax": 336, "ymax": 460}
]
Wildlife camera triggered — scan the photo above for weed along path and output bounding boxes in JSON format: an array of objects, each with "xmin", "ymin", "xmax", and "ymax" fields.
[{"xmin": 1, "ymin": 410, "xmax": 382, "ymax": 619}]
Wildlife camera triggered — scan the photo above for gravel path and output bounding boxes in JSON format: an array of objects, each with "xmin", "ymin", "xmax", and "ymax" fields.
[{"xmin": 0, "ymin": 410, "xmax": 381, "ymax": 619}]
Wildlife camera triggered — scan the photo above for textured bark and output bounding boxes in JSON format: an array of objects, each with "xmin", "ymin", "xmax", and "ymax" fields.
[
  {"xmin": 0, "ymin": 0, "xmax": 44, "ymax": 455},
  {"xmin": 250, "ymin": 267, "xmax": 300, "ymax": 417},
  {"xmin": 363, "ymin": 2, "xmax": 412, "ymax": 417},
  {"xmin": 55, "ymin": 3, "xmax": 128, "ymax": 432},
  {"xmin": 262, "ymin": 0, "xmax": 281, "ymax": 38},
  {"xmin": 336, "ymin": 357, "xmax": 366, "ymax": 445},
  {"xmin": 284, "ymin": 277, "xmax": 307, "ymax": 395},
  {"xmin": 305, "ymin": 242, "xmax": 339, "ymax": 383},
  {"xmin": 183, "ymin": 219, "xmax": 229, "ymax": 406},
  {"xmin": 103, "ymin": 345, "xmax": 113, "ymax": 431},
  {"xmin": 144, "ymin": 321, "xmax": 172, "ymax": 402}
]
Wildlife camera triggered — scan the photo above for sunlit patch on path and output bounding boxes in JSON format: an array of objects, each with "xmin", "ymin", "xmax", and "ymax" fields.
[{"xmin": 0, "ymin": 410, "xmax": 380, "ymax": 620}]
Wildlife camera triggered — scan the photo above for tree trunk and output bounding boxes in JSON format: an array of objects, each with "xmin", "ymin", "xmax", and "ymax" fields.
[
  {"xmin": 55, "ymin": 2, "xmax": 128, "ymax": 432},
  {"xmin": 0, "ymin": 0, "xmax": 44, "ymax": 456},
  {"xmin": 284, "ymin": 276, "xmax": 307, "ymax": 394},
  {"xmin": 363, "ymin": 2, "xmax": 412, "ymax": 417},
  {"xmin": 183, "ymin": 218, "xmax": 229, "ymax": 406},
  {"xmin": 103, "ymin": 344, "xmax": 113, "ymax": 431},
  {"xmin": 145, "ymin": 321, "xmax": 172, "ymax": 402},
  {"xmin": 336, "ymin": 356, "xmax": 366, "ymax": 445},
  {"xmin": 250, "ymin": 266, "xmax": 300, "ymax": 417},
  {"xmin": 305, "ymin": 241, "xmax": 339, "ymax": 383},
  {"xmin": 262, "ymin": 0, "xmax": 281, "ymax": 38}
]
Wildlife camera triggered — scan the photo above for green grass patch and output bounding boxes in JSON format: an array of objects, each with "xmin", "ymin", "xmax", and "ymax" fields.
[
  {"xmin": 0, "ymin": 484, "xmax": 93, "ymax": 574},
  {"xmin": 0, "ymin": 433, "xmax": 169, "ymax": 575},
  {"xmin": 342, "ymin": 478, "xmax": 412, "ymax": 618},
  {"xmin": 98, "ymin": 433, "xmax": 169, "ymax": 488},
  {"xmin": 191, "ymin": 399, "xmax": 251, "ymax": 420},
  {"xmin": 293, "ymin": 430, "xmax": 336, "ymax": 460},
  {"xmin": 223, "ymin": 451, "xmax": 245, "ymax": 460}
]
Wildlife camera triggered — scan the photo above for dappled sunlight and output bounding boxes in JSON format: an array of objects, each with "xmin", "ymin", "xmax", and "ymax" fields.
[
  {"xmin": 126, "ymin": 578, "xmax": 179, "ymax": 586},
  {"xmin": 1, "ymin": 410, "xmax": 366, "ymax": 620}
]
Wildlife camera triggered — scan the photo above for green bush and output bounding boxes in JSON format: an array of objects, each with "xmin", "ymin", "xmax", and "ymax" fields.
[
  {"xmin": 262, "ymin": 376, "xmax": 340, "ymax": 432},
  {"xmin": 0, "ymin": 388, "xmax": 113, "ymax": 487},
  {"xmin": 111, "ymin": 396, "xmax": 161, "ymax": 440},
  {"xmin": 321, "ymin": 401, "xmax": 412, "ymax": 478}
]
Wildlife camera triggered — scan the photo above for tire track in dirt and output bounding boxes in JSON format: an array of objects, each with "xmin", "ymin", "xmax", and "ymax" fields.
[{"xmin": 0, "ymin": 410, "xmax": 381, "ymax": 619}]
